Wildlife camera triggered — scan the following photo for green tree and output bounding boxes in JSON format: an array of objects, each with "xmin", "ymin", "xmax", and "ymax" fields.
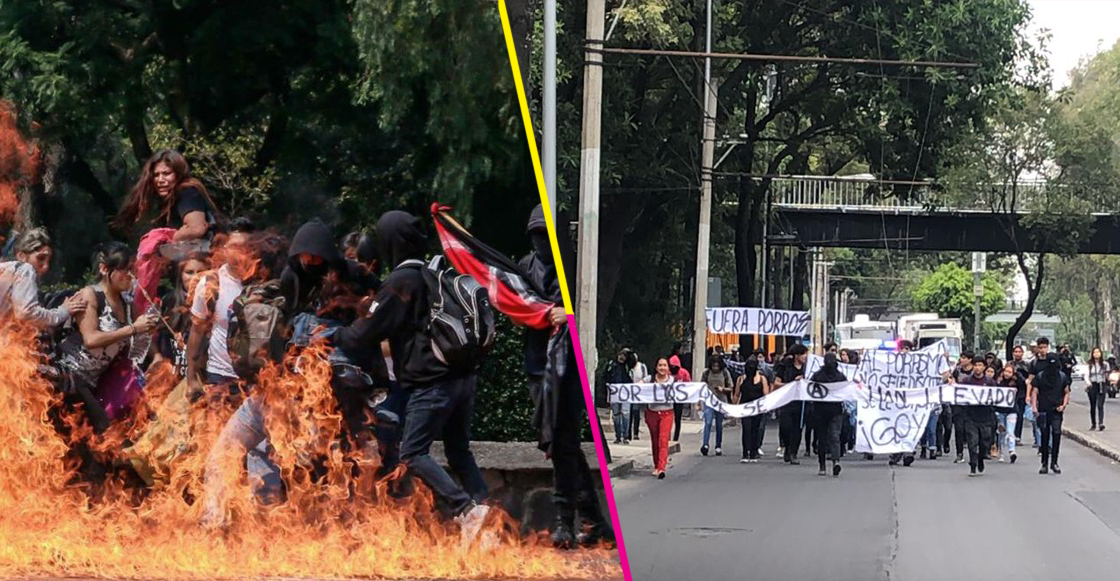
[{"xmin": 911, "ymin": 262, "xmax": 1006, "ymax": 347}]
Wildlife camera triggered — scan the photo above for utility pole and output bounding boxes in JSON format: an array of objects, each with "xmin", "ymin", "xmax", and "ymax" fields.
[
  {"xmin": 691, "ymin": 0, "xmax": 717, "ymax": 380},
  {"xmin": 972, "ymin": 252, "xmax": 986, "ymax": 350},
  {"xmin": 576, "ymin": 0, "xmax": 605, "ymax": 380},
  {"xmin": 543, "ymin": 0, "xmax": 557, "ymax": 213}
]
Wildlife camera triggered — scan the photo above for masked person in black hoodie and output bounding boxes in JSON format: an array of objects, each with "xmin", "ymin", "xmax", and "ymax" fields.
[
  {"xmin": 1029, "ymin": 352, "xmax": 1070, "ymax": 475},
  {"xmin": 519, "ymin": 205, "xmax": 613, "ymax": 549},
  {"xmin": 810, "ymin": 353, "xmax": 846, "ymax": 477},
  {"xmin": 332, "ymin": 211, "xmax": 492, "ymax": 544}
]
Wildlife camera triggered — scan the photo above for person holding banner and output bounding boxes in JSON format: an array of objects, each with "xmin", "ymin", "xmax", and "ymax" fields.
[
  {"xmin": 996, "ymin": 363, "xmax": 1021, "ymax": 464},
  {"xmin": 644, "ymin": 358, "xmax": 676, "ymax": 479},
  {"xmin": 774, "ymin": 344, "xmax": 808, "ymax": 465},
  {"xmin": 959, "ymin": 357, "xmax": 997, "ymax": 476},
  {"xmin": 668, "ymin": 355, "xmax": 691, "ymax": 442},
  {"xmin": 734, "ymin": 358, "xmax": 770, "ymax": 463},
  {"xmin": 810, "ymin": 353, "xmax": 846, "ymax": 477},
  {"xmin": 700, "ymin": 356, "xmax": 732, "ymax": 457}
]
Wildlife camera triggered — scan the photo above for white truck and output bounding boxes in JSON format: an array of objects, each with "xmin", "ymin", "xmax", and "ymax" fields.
[
  {"xmin": 896, "ymin": 313, "xmax": 963, "ymax": 358},
  {"xmin": 835, "ymin": 314, "xmax": 896, "ymax": 351}
]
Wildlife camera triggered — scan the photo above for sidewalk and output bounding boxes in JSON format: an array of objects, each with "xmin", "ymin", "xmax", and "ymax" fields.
[{"xmin": 1062, "ymin": 397, "xmax": 1120, "ymax": 464}]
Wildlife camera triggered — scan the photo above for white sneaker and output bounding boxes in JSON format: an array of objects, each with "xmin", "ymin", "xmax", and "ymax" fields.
[
  {"xmin": 455, "ymin": 503, "xmax": 493, "ymax": 549},
  {"xmin": 998, "ymin": 456, "xmax": 1006, "ymax": 463},
  {"xmin": 740, "ymin": 458, "xmax": 750, "ymax": 464},
  {"xmin": 758, "ymin": 448, "xmax": 764, "ymax": 456},
  {"xmin": 715, "ymin": 447, "xmax": 722, "ymax": 456}
]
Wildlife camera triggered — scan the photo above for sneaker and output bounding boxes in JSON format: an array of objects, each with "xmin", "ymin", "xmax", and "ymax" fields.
[
  {"xmin": 863, "ymin": 453, "xmax": 875, "ymax": 461},
  {"xmin": 623, "ymin": 439, "xmax": 630, "ymax": 445},
  {"xmin": 1050, "ymin": 463, "xmax": 1061, "ymax": 475},
  {"xmin": 715, "ymin": 447, "xmax": 722, "ymax": 456},
  {"xmin": 920, "ymin": 448, "xmax": 928, "ymax": 459},
  {"xmin": 740, "ymin": 458, "xmax": 750, "ymax": 464},
  {"xmin": 776, "ymin": 448, "xmax": 785, "ymax": 458},
  {"xmin": 613, "ymin": 439, "xmax": 621, "ymax": 445},
  {"xmin": 455, "ymin": 503, "xmax": 493, "ymax": 548},
  {"xmin": 789, "ymin": 459, "xmax": 800, "ymax": 465},
  {"xmin": 1100, "ymin": 425, "xmax": 1106, "ymax": 431},
  {"xmin": 701, "ymin": 445, "xmax": 709, "ymax": 456},
  {"xmin": 1010, "ymin": 453, "xmax": 1017, "ymax": 464},
  {"xmin": 758, "ymin": 448, "xmax": 764, "ymax": 457},
  {"xmin": 1015, "ymin": 438, "xmax": 1022, "ymax": 445},
  {"xmin": 998, "ymin": 456, "xmax": 1006, "ymax": 463},
  {"xmin": 978, "ymin": 460, "xmax": 985, "ymax": 474},
  {"xmin": 1039, "ymin": 465, "xmax": 1049, "ymax": 475},
  {"xmin": 1091, "ymin": 425, "xmax": 1098, "ymax": 431},
  {"xmin": 954, "ymin": 453, "xmax": 964, "ymax": 464},
  {"xmin": 657, "ymin": 471, "xmax": 667, "ymax": 480},
  {"xmin": 888, "ymin": 457, "xmax": 899, "ymax": 466},
  {"xmin": 969, "ymin": 465, "xmax": 977, "ymax": 477},
  {"xmin": 903, "ymin": 455, "xmax": 915, "ymax": 467},
  {"xmin": 818, "ymin": 467, "xmax": 826, "ymax": 476},
  {"xmin": 833, "ymin": 463, "xmax": 842, "ymax": 477}
]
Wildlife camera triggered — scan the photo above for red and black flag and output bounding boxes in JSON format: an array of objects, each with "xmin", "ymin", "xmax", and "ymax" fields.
[{"xmin": 431, "ymin": 203, "xmax": 556, "ymax": 330}]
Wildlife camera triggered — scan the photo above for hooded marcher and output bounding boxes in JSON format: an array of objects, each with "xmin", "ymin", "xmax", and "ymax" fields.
[
  {"xmin": 810, "ymin": 353, "xmax": 846, "ymax": 477},
  {"xmin": 518, "ymin": 205, "xmax": 613, "ymax": 549},
  {"xmin": 280, "ymin": 219, "xmax": 378, "ymax": 319},
  {"xmin": 333, "ymin": 211, "xmax": 492, "ymax": 543},
  {"xmin": 774, "ymin": 344, "xmax": 808, "ymax": 465},
  {"xmin": 1029, "ymin": 352, "xmax": 1070, "ymax": 475},
  {"xmin": 608, "ymin": 348, "xmax": 633, "ymax": 444}
]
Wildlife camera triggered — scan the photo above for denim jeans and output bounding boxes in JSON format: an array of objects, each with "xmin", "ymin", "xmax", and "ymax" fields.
[
  {"xmin": 611, "ymin": 403, "xmax": 630, "ymax": 442},
  {"xmin": 400, "ymin": 375, "xmax": 488, "ymax": 518},
  {"xmin": 923, "ymin": 407, "xmax": 941, "ymax": 451},
  {"xmin": 996, "ymin": 412, "xmax": 1017, "ymax": 456},
  {"xmin": 702, "ymin": 405, "xmax": 724, "ymax": 449},
  {"xmin": 202, "ymin": 395, "xmax": 284, "ymax": 527}
]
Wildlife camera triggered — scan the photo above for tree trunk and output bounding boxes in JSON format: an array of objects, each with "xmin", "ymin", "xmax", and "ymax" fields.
[
  {"xmin": 506, "ymin": 0, "xmax": 533, "ymax": 110},
  {"xmin": 1005, "ymin": 253, "xmax": 1045, "ymax": 361},
  {"xmin": 1101, "ymin": 269, "xmax": 1113, "ymax": 355},
  {"xmin": 594, "ymin": 195, "xmax": 648, "ymax": 331}
]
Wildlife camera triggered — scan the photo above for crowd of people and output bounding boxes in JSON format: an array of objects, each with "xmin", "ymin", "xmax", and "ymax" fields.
[
  {"xmin": 0, "ymin": 149, "xmax": 612, "ymax": 550},
  {"xmin": 608, "ymin": 336, "xmax": 1103, "ymax": 479}
]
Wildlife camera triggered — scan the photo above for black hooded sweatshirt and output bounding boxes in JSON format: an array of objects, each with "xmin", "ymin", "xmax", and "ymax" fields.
[
  {"xmin": 1034, "ymin": 353, "xmax": 1067, "ymax": 412},
  {"xmin": 809, "ymin": 353, "xmax": 845, "ymax": 417},
  {"xmin": 518, "ymin": 205, "xmax": 562, "ymax": 378},
  {"xmin": 333, "ymin": 212, "xmax": 450, "ymax": 388},
  {"xmin": 280, "ymin": 219, "xmax": 378, "ymax": 320}
]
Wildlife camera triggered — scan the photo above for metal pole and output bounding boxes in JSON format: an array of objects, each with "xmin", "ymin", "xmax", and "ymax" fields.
[
  {"xmin": 576, "ymin": 0, "xmax": 606, "ymax": 380},
  {"xmin": 690, "ymin": 0, "xmax": 717, "ymax": 381},
  {"xmin": 543, "ymin": 0, "xmax": 557, "ymax": 213},
  {"xmin": 691, "ymin": 80, "xmax": 719, "ymax": 381},
  {"xmin": 973, "ymin": 270, "xmax": 982, "ymax": 350}
]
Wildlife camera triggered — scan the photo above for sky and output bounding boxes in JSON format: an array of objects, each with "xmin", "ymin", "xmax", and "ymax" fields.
[{"xmin": 1028, "ymin": 0, "xmax": 1120, "ymax": 88}]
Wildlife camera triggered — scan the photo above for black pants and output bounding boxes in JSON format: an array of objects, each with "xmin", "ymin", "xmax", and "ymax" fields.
[
  {"xmin": 779, "ymin": 405, "xmax": 803, "ymax": 462},
  {"xmin": 630, "ymin": 404, "xmax": 644, "ymax": 439},
  {"xmin": 742, "ymin": 415, "xmax": 763, "ymax": 460},
  {"xmin": 964, "ymin": 416, "xmax": 994, "ymax": 469},
  {"xmin": 1014, "ymin": 399, "xmax": 1026, "ymax": 440},
  {"xmin": 952, "ymin": 405, "xmax": 967, "ymax": 455},
  {"xmin": 816, "ymin": 413, "xmax": 844, "ymax": 469},
  {"xmin": 531, "ymin": 374, "xmax": 599, "ymax": 513},
  {"xmin": 673, "ymin": 403, "xmax": 685, "ymax": 441},
  {"xmin": 1037, "ymin": 410, "xmax": 1064, "ymax": 466},
  {"xmin": 938, "ymin": 405, "xmax": 953, "ymax": 452},
  {"xmin": 804, "ymin": 420, "xmax": 815, "ymax": 456},
  {"xmin": 400, "ymin": 375, "xmax": 488, "ymax": 518},
  {"xmin": 1089, "ymin": 383, "xmax": 1106, "ymax": 427}
]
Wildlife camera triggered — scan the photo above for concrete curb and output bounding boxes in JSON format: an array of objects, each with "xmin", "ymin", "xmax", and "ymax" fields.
[{"xmin": 1063, "ymin": 427, "xmax": 1120, "ymax": 463}]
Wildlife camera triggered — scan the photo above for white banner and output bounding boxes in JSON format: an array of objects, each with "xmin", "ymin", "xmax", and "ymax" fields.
[
  {"xmin": 706, "ymin": 307, "xmax": 810, "ymax": 336},
  {"xmin": 607, "ymin": 379, "xmax": 1014, "ymax": 454}
]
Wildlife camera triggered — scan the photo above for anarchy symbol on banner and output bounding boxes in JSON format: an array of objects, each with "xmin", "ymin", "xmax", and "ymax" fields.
[
  {"xmin": 869, "ymin": 413, "xmax": 916, "ymax": 446},
  {"xmin": 807, "ymin": 381, "xmax": 830, "ymax": 400}
]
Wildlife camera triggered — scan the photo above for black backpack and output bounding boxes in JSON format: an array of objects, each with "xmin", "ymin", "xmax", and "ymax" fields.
[{"xmin": 400, "ymin": 256, "xmax": 496, "ymax": 373}]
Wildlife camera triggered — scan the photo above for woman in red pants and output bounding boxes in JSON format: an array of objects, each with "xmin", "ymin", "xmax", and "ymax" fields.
[{"xmin": 645, "ymin": 358, "xmax": 675, "ymax": 479}]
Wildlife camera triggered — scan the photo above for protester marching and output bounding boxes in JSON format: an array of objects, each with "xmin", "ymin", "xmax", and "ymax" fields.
[{"xmin": 0, "ymin": 148, "xmax": 617, "ymax": 580}]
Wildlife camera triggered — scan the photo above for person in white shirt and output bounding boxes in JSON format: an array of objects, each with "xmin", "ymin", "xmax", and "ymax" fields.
[{"xmin": 0, "ymin": 228, "xmax": 86, "ymax": 328}]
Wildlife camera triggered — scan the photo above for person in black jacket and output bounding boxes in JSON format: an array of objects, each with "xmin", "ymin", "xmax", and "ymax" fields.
[
  {"xmin": 519, "ymin": 205, "xmax": 613, "ymax": 549},
  {"xmin": 332, "ymin": 211, "xmax": 491, "ymax": 543},
  {"xmin": 810, "ymin": 353, "xmax": 846, "ymax": 477}
]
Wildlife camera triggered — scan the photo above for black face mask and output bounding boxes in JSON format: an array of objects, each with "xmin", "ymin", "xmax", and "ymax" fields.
[
  {"xmin": 303, "ymin": 262, "xmax": 329, "ymax": 279},
  {"xmin": 530, "ymin": 231, "xmax": 554, "ymax": 266}
]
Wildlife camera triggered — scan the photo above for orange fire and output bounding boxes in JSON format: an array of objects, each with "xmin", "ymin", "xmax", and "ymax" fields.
[
  {"xmin": 0, "ymin": 101, "xmax": 39, "ymax": 226},
  {"xmin": 0, "ymin": 319, "xmax": 620, "ymax": 579}
]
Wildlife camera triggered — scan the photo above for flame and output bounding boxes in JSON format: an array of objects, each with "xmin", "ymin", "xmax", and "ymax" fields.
[
  {"xmin": 0, "ymin": 319, "xmax": 620, "ymax": 579},
  {"xmin": 0, "ymin": 101, "xmax": 39, "ymax": 226}
]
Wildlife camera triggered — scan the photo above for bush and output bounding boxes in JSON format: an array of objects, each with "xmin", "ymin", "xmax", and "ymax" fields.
[{"xmin": 474, "ymin": 316, "xmax": 538, "ymax": 442}]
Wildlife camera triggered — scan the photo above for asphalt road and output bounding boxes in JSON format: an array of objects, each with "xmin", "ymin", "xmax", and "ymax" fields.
[{"xmin": 613, "ymin": 420, "xmax": 1120, "ymax": 581}]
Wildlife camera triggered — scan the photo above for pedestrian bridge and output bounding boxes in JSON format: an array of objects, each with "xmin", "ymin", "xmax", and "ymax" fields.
[{"xmin": 765, "ymin": 176, "xmax": 1120, "ymax": 254}]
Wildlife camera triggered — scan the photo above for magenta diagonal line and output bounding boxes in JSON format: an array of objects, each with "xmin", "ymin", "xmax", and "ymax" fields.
[{"xmin": 566, "ymin": 314, "xmax": 631, "ymax": 581}]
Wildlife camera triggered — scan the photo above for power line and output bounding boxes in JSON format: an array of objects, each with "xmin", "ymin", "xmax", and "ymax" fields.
[{"xmin": 593, "ymin": 46, "xmax": 979, "ymax": 69}]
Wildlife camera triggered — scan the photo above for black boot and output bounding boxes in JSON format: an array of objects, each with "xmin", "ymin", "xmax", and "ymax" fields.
[
  {"xmin": 576, "ymin": 499, "xmax": 615, "ymax": 548},
  {"xmin": 551, "ymin": 506, "xmax": 576, "ymax": 550}
]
